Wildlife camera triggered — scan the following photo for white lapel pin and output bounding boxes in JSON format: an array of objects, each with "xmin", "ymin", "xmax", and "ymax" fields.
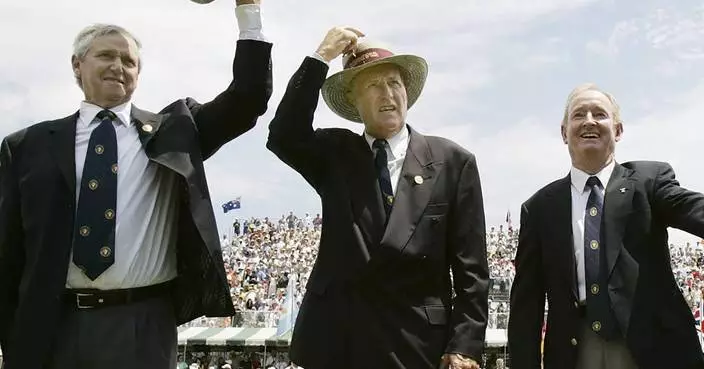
[
  {"xmin": 619, "ymin": 187, "xmax": 627, "ymax": 193},
  {"xmin": 414, "ymin": 175, "xmax": 424, "ymax": 185}
]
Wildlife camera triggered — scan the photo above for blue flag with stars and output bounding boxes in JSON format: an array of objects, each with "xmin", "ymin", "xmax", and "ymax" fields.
[{"xmin": 222, "ymin": 197, "xmax": 241, "ymax": 213}]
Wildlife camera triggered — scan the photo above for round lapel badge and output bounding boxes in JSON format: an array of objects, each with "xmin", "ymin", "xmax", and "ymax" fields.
[
  {"xmin": 142, "ymin": 124, "xmax": 153, "ymax": 133},
  {"xmin": 414, "ymin": 175, "xmax": 424, "ymax": 185}
]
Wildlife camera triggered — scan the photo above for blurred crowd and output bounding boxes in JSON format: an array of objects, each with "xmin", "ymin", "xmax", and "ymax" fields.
[
  {"xmin": 179, "ymin": 213, "xmax": 704, "ymax": 330},
  {"xmin": 177, "ymin": 351, "xmax": 293, "ymax": 369},
  {"xmin": 671, "ymin": 242, "xmax": 704, "ymax": 313}
]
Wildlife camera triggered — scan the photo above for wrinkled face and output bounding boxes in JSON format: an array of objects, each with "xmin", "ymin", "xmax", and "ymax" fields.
[
  {"xmin": 350, "ymin": 64, "xmax": 408, "ymax": 139},
  {"xmin": 72, "ymin": 33, "xmax": 139, "ymax": 108},
  {"xmin": 562, "ymin": 89, "xmax": 623, "ymax": 168}
]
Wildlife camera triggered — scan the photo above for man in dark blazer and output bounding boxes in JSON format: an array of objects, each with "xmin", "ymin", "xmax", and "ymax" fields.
[
  {"xmin": 267, "ymin": 27, "xmax": 489, "ymax": 369},
  {"xmin": 0, "ymin": 2, "xmax": 272, "ymax": 368},
  {"xmin": 508, "ymin": 83, "xmax": 704, "ymax": 369}
]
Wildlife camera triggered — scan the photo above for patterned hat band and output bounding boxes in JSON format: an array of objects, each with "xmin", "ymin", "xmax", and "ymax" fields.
[{"xmin": 344, "ymin": 48, "xmax": 395, "ymax": 69}]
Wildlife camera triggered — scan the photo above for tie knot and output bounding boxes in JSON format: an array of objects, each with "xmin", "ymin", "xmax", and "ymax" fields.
[
  {"xmin": 372, "ymin": 139, "xmax": 388, "ymax": 150},
  {"xmin": 96, "ymin": 109, "xmax": 117, "ymax": 122},
  {"xmin": 586, "ymin": 176, "xmax": 602, "ymax": 190}
]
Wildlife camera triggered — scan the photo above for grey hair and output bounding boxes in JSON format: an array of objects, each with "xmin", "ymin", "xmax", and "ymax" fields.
[
  {"xmin": 72, "ymin": 24, "xmax": 142, "ymax": 86},
  {"xmin": 561, "ymin": 83, "xmax": 623, "ymax": 127}
]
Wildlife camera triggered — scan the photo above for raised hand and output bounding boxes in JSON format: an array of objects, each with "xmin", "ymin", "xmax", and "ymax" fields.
[{"xmin": 315, "ymin": 26, "xmax": 365, "ymax": 63}]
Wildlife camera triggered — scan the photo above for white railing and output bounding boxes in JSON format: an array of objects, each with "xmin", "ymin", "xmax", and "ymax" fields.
[{"xmin": 179, "ymin": 311, "xmax": 513, "ymax": 329}]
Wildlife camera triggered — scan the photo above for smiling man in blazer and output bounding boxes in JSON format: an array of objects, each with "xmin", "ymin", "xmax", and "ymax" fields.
[
  {"xmin": 0, "ymin": 1, "xmax": 272, "ymax": 368},
  {"xmin": 267, "ymin": 26, "xmax": 489, "ymax": 369},
  {"xmin": 508, "ymin": 83, "xmax": 704, "ymax": 369}
]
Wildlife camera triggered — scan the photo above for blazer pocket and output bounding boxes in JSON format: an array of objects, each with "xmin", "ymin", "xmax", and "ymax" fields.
[
  {"xmin": 424, "ymin": 202, "xmax": 449, "ymax": 216},
  {"xmin": 424, "ymin": 305, "xmax": 449, "ymax": 326}
]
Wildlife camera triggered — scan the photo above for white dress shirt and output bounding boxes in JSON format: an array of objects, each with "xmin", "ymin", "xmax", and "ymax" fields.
[
  {"xmin": 364, "ymin": 125, "xmax": 410, "ymax": 195},
  {"xmin": 67, "ymin": 5, "xmax": 266, "ymax": 289},
  {"xmin": 570, "ymin": 160, "xmax": 615, "ymax": 302}
]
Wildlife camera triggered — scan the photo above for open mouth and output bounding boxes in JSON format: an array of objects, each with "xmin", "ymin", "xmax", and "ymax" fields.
[
  {"xmin": 379, "ymin": 105, "xmax": 396, "ymax": 113},
  {"xmin": 580, "ymin": 132, "xmax": 600, "ymax": 139}
]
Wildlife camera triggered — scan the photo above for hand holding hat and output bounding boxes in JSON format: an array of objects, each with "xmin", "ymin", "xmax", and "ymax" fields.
[
  {"xmin": 320, "ymin": 37, "xmax": 428, "ymax": 123},
  {"xmin": 315, "ymin": 26, "xmax": 365, "ymax": 63}
]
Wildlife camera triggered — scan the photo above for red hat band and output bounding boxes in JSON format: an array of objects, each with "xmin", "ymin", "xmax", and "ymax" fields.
[{"xmin": 344, "ymin": 48, "xmax": 395, "ymax": 69}]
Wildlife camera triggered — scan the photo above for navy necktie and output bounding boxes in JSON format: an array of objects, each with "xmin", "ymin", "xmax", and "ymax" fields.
[
  {"xmin": 373, "ymin": 139, "xmax": 394, "ymax": 217},
  {"xmin": 583, "ymin": 176, "xmax": 619, "ymax": 339},
  {"xmin": 72, "ymin": 109, "xmax": 118, "ymax": 280}
]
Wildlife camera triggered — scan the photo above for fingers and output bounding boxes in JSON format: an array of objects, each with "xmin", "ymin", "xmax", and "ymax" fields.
[
  {"xmin": 339, "ymin": 26, "xmax": 363, "ymax": 56},
  {"xmin": 316, "ymin": 25, "xmax": 364, "ymax": 62},
  {"xmin": 341, "ymin": 38, "xmax": 359, "ymax": 56},
  {"xmin": 342, "ymin": 26, "xmax": 365, "ymax": 37}
]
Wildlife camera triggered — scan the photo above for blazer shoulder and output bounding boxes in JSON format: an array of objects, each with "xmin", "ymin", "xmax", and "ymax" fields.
[
  {"xmin": 3, "ymin": 115, "xmax": 74, "ymax": 149},
  {"xmin": 424, "ymin": 134, "xmax": 476, "ymax": 163},
  {"xmin": 523, "ymin": 177, "xmax": 567, "ymax": 209},
  {"xmin": 620, "ymin": 160, "xmax": 672, "ymax": 178},
  {"xmin": 315, "ymin": 127, "xmax": 360, "ymax": 143}
]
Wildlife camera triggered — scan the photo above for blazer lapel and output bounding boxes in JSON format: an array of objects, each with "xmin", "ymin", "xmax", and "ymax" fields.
[
  {"xmin": 349, "ymin": 135, "xmax": 387, "ymax": 252},
  {"xmin": 545, "ymin": 175, "xmax": 579, "ymax": 302},
  {"xmin": 48, "ymin": 113, "xmax": 79, "ymax": 196},
  {"xmin": 603, "ymin": 163, "xmax": 638, "ymax": 335},
  {"xmin": 132, "ymin": 105, "xmax": 164, "ymax": 149},
  {"xmin": 131, "ymin": 106, "xmax": 195, "ymax": 182},
  {"xmin": 381, "ymin": 126, "xmax": 441, "ymax": 253},
  {"xmin": 603, "ymin": 163, "xmax": 636, "ymax": 279}
]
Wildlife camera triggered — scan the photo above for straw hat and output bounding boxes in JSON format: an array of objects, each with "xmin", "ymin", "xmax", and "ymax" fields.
[{"xmin": 321, "ymin": 39, "xmax": 428, "ymax": 123}]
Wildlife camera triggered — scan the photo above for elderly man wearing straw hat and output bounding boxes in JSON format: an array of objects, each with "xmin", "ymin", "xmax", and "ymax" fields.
[{"xmin": 267, "ymin": 27, "xmax": 489, "ymax": 369}]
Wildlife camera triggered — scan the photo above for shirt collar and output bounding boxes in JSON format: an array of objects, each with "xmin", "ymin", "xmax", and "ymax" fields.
[
  {"xmin": 363, "ymin": 124, "xmax": 409, "ymax": 160},
  {"xmin": 570, "ymin": 159, "xmax": 616, "ymax": 193},
  {"xmin": 78, "ymin": 100, "xmax": 133, "ymax": 128}
]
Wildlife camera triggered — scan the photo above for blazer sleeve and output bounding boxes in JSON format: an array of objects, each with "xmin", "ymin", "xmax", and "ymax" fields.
[
  {"xmin": 652, "ymin": 163, "xmax": 704, "ymax": 238},
  {"xmin": 266, "ymin": 57, "xmax": 330, "ymax": 190},
  {"xmin": 444, "ymin": 155, "xmax": 490, "ymax": 361},
  {"xmin": 189, "ymin": 40, "xmax": 274, "ymax": 159},
  {"xmin": 0, "ymin": 137, "xmax": 24, "ymax": 353},
  {"xmin": 507, "ymin": 202, "xmax": 545, "ymax": 369}
]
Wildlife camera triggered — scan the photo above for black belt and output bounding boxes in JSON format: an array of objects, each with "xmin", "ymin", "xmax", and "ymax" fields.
[{"xmin": 63, "ymin": 281, "xmax": 172, "ymax": 310}]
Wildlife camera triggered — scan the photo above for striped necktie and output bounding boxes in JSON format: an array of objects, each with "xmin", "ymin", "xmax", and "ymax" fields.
[{"xmin": 373, "ymin": 139, "xmax": 394, "ymax": 218}]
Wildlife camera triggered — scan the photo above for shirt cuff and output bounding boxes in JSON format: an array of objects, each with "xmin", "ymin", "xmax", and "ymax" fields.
[
  {"xmin": 235, "ymin": 4, "xmax": 267, "ymax": 42},
  {"xmin": 310, "ymin": 52, "xmax": 329, "ymax": 65}
]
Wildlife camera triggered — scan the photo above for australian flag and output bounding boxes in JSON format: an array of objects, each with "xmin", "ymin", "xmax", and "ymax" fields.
[{"xmin": 222, "ymin": 197, "xmax": 241, "ymax": 213}]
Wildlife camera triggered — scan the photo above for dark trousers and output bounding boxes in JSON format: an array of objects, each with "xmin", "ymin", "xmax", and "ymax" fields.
[
  {"xmin": 575, "ymin": 320, "xmax": 637, "ymax": 369},
  {"xmin": 47, "ymin": 296, "xmax": 177, "ymax": 369}
]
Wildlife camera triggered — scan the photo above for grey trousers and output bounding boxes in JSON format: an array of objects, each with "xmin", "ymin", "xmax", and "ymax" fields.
[
  {"xmin": 47, "ymin": 296, "xmax": 177, "ymax": 369},
  {"xmin": 575, "ymin": 321, "xmax": 638, "ymax": 369}
]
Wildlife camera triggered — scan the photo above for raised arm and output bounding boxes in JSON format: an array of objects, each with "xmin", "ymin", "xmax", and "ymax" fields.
[
  {"xmin": 191, "ymin": 0, "xmax": 274, "ymax": 159},
  {"xmin": 266, "ymin": 26, "xmax": 363, "ymax": 189}
]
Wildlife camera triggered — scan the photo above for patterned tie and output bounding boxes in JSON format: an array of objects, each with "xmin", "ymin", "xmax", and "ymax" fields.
[
  {"xmin": 72, "ymin": 109, "xmax": 118, "ymax": 280},
  {"xmin": 583, "ymin": 176, "xmax": 619, "ymax": 339},
  {"xmin": 373, "ymin": 139, "xmax": 394, "ymax": 217}
]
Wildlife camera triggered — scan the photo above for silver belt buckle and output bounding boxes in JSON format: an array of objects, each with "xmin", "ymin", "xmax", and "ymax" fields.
[{"xmin": 76, "ymin": 293, "xmax": 94, "ymax": 309}]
